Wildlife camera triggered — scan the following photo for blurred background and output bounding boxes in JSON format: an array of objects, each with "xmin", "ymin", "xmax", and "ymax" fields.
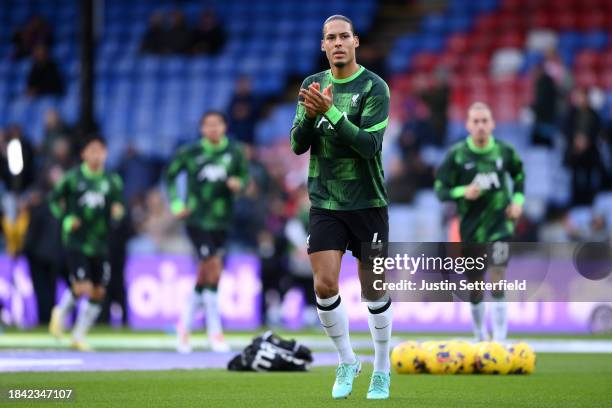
[{"xmin": 0, "ymin": 0, "xmax": 611, "ymax": 336}]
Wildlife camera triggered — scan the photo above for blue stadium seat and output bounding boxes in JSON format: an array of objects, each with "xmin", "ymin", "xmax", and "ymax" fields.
[
  {"xmin": 420, "ymin": 35, "xmax": 445, "ymax": 53},
  {"xmin": 558, "ymin": 31, "xmax": 582, "ymax": 50},
  {"xmin": 422, "ymin": 14, "xmax": 447, "ymax": 35},
  {"xmin": 582, "ymin": 31, "xmax": 608, "ymax": 51},
  {"xmin": 521, "ymin": 51, "xmax": 544, "ymax": 75},
  {"xmin": 446, "ymin": 14, "xmax": 473, "ymax": 32}
]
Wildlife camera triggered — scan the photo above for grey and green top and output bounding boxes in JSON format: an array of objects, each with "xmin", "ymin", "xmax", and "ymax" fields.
[
  {"xmin": 290, "ymin": 66, "xmax": 390, "ymax": 211},
  {"xmin": 164, "ymin": 137, "xmax": 248, "ymax": 231},
  {"xmin": 49, "ymin": 164, "xmax": 124, "ymax": 256},
  {"xmin": 435, "ymin": 136, "xmax": 525, "ymax": 242}
]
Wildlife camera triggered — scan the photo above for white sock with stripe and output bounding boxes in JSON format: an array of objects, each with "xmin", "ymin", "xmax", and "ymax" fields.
[
  {"xmin": 367, "ymin": 296, "xmax": 393, "ymax": 373},
  {"xmin": 316, "ymin": 294, "xmax": 356, "ymax": 365}
]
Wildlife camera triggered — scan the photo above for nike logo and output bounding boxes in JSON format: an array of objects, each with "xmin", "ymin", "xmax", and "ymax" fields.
[
  {"xmin": 374, "ymin": 323, "xmax": 390, "ymax": 330},
  {"xmin": 464, "ymin": 162, "xmax": 475, "ymax": 170},
  {"xmin": 322, "ymin": 323, "xmax": 337, "ymax": 329}
]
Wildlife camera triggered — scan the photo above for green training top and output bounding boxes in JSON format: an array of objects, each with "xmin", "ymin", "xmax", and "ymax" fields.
[
  {"xmin": 434, "ymin": 136, "xmax": 525, "ymax": 242},
  {"xmin": 164, "ymin": 136, "xmax": 249, "ymax": 231},
  {"xmin": 49, "ymin": 164, "xmax": 124, "ymax": 256},
  {"xmin": 290, "ymin": 66, "xmax": 390, "ymax": 211}
]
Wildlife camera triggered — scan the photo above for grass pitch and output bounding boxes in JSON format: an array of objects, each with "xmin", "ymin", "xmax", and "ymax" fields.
[{"xmin": 2, "ymin": 353, "xmax": 612, "ymax": 407}]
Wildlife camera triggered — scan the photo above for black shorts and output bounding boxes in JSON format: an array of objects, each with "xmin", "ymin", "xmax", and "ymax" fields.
[
  {"xmin": 66, "ymin": 251, "xmax": 111, "ymax": 287},
  {"xmin": 186, "ymin": 225, "xmax": 227, "ymax": 260},
  {"xmin": 464, "ymin": 240, "xmax": 511, "ymax": 280},
  {"xmin": 308, "ymin": 206, "xmax": 389, "ymax": 261}
]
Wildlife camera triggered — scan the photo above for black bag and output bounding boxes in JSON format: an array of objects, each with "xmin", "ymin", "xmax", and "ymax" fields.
[{"xmin": 227, "ymin": 331, "xmax": 313, "ymax": 372}]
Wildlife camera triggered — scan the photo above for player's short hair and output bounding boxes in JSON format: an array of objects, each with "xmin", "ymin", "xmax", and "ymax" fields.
[
  {"xmin": 80, "ymin": 134, "xmax": 107, "ymax": 152},
  {"xmin": 200, "ymin": 110, "xmax": 227, "ymax": 125},
  {"xmin": 467, "ymin": 102, "xmax": 493, "ymax": 116},
  {"xmin": 322, "ymin": 15, "xmax": 356, "ymax": 37}
]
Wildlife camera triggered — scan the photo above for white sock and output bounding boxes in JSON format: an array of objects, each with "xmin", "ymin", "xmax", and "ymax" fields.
[
  {"xmin": 316, "ymin": 294, "xmax": 356, "ymax": 365},
  {"xmin": 471, "ymin": 302, "xmax": 488, "ymax": 341},
  {"xmin": 56, "ymin": 289, "xmax": 76, "ymax": 327},
  {"xmin": 491, "ymin": 300, "xmax": 508, "ymax": 342},
  {"xmin": 181, "ymin": 288, "xmax": 203, "ymax": 332},
  {"xmin": 72, "ymin": 301, "xmax": 102, "ymax": 342},
  {"xmin": 203, "ymin": 289, "xmax": 223, "ymax": 338},
  {"xmin": 367, "ymin": 296, "xmax": 393, "ymax": 373}
]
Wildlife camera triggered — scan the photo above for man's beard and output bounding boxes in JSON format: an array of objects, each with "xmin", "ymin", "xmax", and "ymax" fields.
[{"xmin": 333, "ymin": 61, "xmax": 346, "ymax": 68}]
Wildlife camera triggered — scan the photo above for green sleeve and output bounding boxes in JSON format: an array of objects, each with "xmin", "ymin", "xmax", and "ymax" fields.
[
  {"xmin": 324, "ymin": 79, "xmax": 390, "ymax": 159},
  {"xmin": 164, "ymin": 149, "xmax": 188, "ymax": 214},
  {"xmin": 232, "ymin": 144, "xmax": 250, "ymax": 189},
  {"xmin": 290, "ymin": 78, "xmax": 317, "ymax": 155},
  {"xmin": 508, "ymin": 146, "xmax": 525, "ymax": 205},
  {"xmin": 110, "ymin": 173, "xmax": 126, "ymax": 220},
  {"xmin": 434, "ymin": 150, "xmax": 464, "ymax": 201},
  {"xmin": 48, "ymin": 173, "xmax": 69, "ymax": 219}
]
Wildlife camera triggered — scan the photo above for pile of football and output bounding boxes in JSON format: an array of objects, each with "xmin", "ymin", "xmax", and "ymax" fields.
[{"xmin": 391, "ymin": 340, "xmax": 536, "ymax": 375}]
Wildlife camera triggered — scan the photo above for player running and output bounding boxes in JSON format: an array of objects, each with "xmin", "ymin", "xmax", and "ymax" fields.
[
  {"xmin": 435, "ymin": 102, "xmax": 525, "ymax": 343},
  {"xmin": 165, "ymin": 111, "xmax": 248, "ymax": 353},
  {"xmin": 290, "ymin": 15, "xmax": 392, "ymax": 400},
  {"xmin": 48, "ymin": 135, "xmax": 125, "ymax": 351}
]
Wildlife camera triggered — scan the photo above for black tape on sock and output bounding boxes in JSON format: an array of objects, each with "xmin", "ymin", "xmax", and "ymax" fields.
[{"xmin": 316, "ymin": 295, "xmax": 341, "ymax": 311}]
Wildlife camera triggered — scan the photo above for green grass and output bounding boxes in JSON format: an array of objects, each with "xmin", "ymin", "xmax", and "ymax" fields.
[
  {"xmin": 2, "ymin": 354, "xmax": 612, "ymax": 407},
  {"xmin": 2, "ymin": 328, "xmax": 611, "ymax": 352},
  {"xmin": 5, "ymin": 325, "xmax": 612, "ymax": 339}
]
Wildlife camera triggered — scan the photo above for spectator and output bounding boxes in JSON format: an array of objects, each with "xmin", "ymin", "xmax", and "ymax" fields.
[
  {"xmin": 284, "ymin": 185, "xmax": 318, "ymax": 328},
  {"xmin": 26, "ymin": 45, "xmax": 64, "ymax": 96},
  {"xmin": 0, "ymin": 126, "xmax": 35, "ymax": 257},
  {"xmin": 141, "ymin": 188, "xmax": 189, "ymax": 253},
  {"xmin": 164, "ymin": 10, "xmax": 193, "ymax": 54},
  {"xmin": 228, "ymin": 78, "xmax": 257, "ymax": 144},
  {"xmin": 531, "ymin": 63, "xmax": 558, "ymax": 147},
  {"xmin": 600, "ymin": 124, "xmax": 612, "ymax": 190},
  {"xmin": 140, "ymin": 12, "xmax": 166, "ymax": 54},
  {"xmin": 193, "ymin": 9, "xmax": 226, "ymax": 55},
  {"xmin": 23, "ymin": 153, "xmax": 67, "ymax": 324},
  {"xmin": 232, "ymin": 144, "xmax": 269, "ymax": 248},
  {"xmin": 563, "ymin": 88, "xmax": 601, "ymax": 147},
  {"xmin": 101, "ymin": 206, "xmax": 135, "ymax": 327},
  {"xmin": 543, "ymin": 49, "xmax": 573, "ymax": 115},
  {"xmin": 12, "ymin": 15, "xmax": 53, "ymax": 59},
  {"xmin": 420, "ymin": 68, "xmax": 450, "ymax": 146},
  {"xmin": 41, "ymin": 109, "xmax": 73, "ymax": 159},
  {"xmin": 564, "ymin": 132, "xmax": 607, "ymax": 206},
  {"xmin": 358, "ymin": 45, "xmax": 387, "ymax": 80}
]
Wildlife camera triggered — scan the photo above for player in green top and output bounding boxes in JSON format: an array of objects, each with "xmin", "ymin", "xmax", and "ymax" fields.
[
  {"xmin": 291, "ymin": 15, "xmax": 392, "ymax": 400},
  {"xmin": 435, "ymin": 102, "xmax": 524, "ymax": 342},
  {"xmin": 48, "ymin": 135, "xmax": 125, "ymax": 351},
  {"xmin": 165, "ymin": 111, "xmax": 248, "ymax": 353}
]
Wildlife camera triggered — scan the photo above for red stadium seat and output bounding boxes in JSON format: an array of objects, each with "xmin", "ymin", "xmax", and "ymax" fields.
[
  {"xmin": 599, "ymin": 70, "xmax": 612, "ymax": 89},
  {"xmin": 497, "ymin": 13, "xmax": 527, "ymax": 33},
  {"xmin": 574, "ymin": 51, "xmax": 601, "ymax": 71},
  {"xmin": 447, "ymin": 34, "xmax": 470, "ymax": 55},
  {"xmin": 606, "ymin": 13, "xmax": 612, "ymax": 31},
  {"xmin": 530, "ymin": 12, "xmax": 555, "ymax": 30},
  {"xmin": 577, "ymin": 12, "xmax": 606, "ymax": 31},
  {"xmin": 501, "ymin": 0, "xmax": 530, "ymax": 13},
  {"xmin": 462, "ymin": 54, "xmax": 490, "ymax": 75},
  {"xmin": 601, "ymin": 51, "xmax": 612, "ymax": 70},
  {"xmin": 554, "ymin": 12, "xmax": 578, "ymax": 31},
  {"xmin": 411, "ymin": 53, "xmax": 438, "ymax": 72},
  {"xmin": 437, "ymin": 52, "xmax": 460, "ymax": 72},
  {"xmin": 468, "ymin": 35, "xmax": 496, "ymax": 57},
  {"xmin": 474, "ymin": 13, "xmax": 501, "ymax": 33},
  {"xmin": 549, "ymin": 0, "xmax": 578, "ymax": 13},
  {"xmin": 495, "ymin": 31, "xmax": 525, "ymax": 48},
  {"xmin": 575, "ymin": 70, "xmax": 598, "ymax": 88}
]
